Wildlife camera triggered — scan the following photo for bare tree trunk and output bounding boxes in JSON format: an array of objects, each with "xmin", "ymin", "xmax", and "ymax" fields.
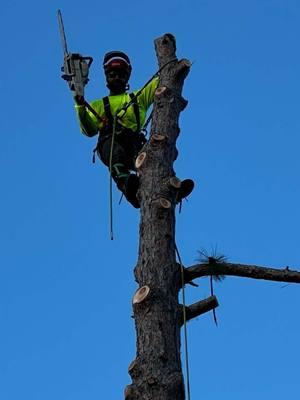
[
  {"xmin": 124, "ymin": 33, "xmax": 300, "ymax": 400},
  {"xmin": 124, "ymin": 34, "xmax": 190, "ymax": 400}
]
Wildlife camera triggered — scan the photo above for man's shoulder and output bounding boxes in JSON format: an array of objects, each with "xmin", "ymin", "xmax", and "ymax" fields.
[{"xmin": 90, "ymin": 98, "xmax": 104, "ymax": 106}]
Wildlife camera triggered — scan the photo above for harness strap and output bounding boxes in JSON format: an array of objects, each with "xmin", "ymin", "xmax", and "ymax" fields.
[
  {"xmin": 129, "ymin": 92, "xmax": 141, "ymax": 133},
  {"xmin": 103, "ymin": 96, "xmax": 114, "ymax": 130},
  {"xmin": 103, "ymin": 94, "xmax": 140, "ymax": 134}
]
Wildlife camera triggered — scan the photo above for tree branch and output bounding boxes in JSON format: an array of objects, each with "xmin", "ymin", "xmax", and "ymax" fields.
[
  {"xmin": 185, "ymin": 262, "xmax": 300, "ymax": 284},
  {"xmin": 179, "ymin": 295, "xmax": 219, "ymax": 325}
]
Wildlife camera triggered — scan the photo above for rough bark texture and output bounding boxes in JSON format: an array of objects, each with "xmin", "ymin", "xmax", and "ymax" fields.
[
  {"xmin": 182, "ymin": 295, "xmax": 219, "ymax": 325},
  {"xmin": 124, "ymin": 33, "xmax": 300, "ymax": 400},
  {"xmin": 186, "ymin": 262, "xmax": 300, "ymax": 284},
  {"xmin": 125, "ymin": 34, "xmax": 190, "ymax": 400}
]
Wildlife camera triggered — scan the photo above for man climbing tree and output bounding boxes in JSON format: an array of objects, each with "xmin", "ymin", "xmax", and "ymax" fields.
[
  {"xmin": 58, "ymin": 22, "xmax": 194, "ymax": 209},
  {"xmin": 75, "ymin": 51, "xmax": 194, "ymax": 208},
  {"xmin": 58, "ymin": 12, "xmax": 300, "ymax": 399},
  {"xmin": 74, "ymin": 51, "xmax": 159, "ymax": 208}
]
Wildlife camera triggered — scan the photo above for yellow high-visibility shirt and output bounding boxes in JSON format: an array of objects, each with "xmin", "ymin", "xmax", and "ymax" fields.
[{"xmin": 75, "ymin": 77, "xmax": 159, "ymax": 137}]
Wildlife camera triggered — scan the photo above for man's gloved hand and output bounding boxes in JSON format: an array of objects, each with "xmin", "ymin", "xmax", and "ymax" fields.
[{"xmin": 74, "ymin": 95, "xmax": 86, "ymax": 106}]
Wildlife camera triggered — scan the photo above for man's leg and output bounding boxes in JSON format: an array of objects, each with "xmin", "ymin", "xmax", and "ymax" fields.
[{"xmin": 97, "ymin": 136, "xmax": 140, "ymax": 208}]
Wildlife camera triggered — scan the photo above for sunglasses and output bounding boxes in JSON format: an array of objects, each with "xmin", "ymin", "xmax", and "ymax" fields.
[{"xmin": 106, "ymin": 70, "xmax": 129, "ymax": 80}]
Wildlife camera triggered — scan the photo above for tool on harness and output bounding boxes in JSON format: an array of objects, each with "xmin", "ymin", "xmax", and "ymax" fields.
[{"xmin": 93, "ymin": 56, "xmax": 178, "ymax": 164}]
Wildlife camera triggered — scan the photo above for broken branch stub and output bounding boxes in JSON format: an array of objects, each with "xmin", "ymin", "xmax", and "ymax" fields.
[{"xmin": 133, "ymin": 285, "xmax": 150, "ymax": 304}]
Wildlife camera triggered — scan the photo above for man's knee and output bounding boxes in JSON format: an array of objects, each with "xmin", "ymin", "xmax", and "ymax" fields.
[{"xmin": 97, "ymin": 138, "xmax": 126, "ymax": 166}]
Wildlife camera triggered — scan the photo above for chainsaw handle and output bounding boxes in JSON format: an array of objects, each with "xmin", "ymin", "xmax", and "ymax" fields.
[{"xmin": 81, "ymin": 56, "xmax": 93, "ymax": 68}]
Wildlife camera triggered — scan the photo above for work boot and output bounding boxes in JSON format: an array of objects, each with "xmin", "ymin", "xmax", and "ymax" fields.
[
  {"xmin": 124, "ymin": 174, "xmax": 140, "ymax": 208},
  {"xmin": 117, "ymin": 174, "xmax": 140, "ymax": 209},
  {"xmin": 112, "ymin": 163, "xmax": 140, "ymax": 208},
  {"xmin": 176, "ymin": 179, "xmax": 194, "ymax": 204}
]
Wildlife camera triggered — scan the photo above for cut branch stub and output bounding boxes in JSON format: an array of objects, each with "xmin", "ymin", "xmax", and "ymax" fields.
[
  {"xmin": 150, "ymin": 134, "xmax": 167, "ymax": 144},
  {"xmin": 158, "ymin": 198, "xmax": 172, "ymax": 209},
  {"xmin": 179, "ymin": 59, "xmax": 192, "ymax": 68},
  {"xmin": 155, "ymin": 86, "xmax": 167, "ymax": 97},
  {"xmin": 133, "ymin": 285, "xmax": 150, "ymax": 304},
  {"xmin": 180, "ymin": 295, "xmax": 219, "ymax": 325},
  {"xmin": 176, "ymin": 59, "xmax": 192, "ymax": 75},
  {"xmin": 174, "ymin": 59, "xmax": 191, "ymax": 86},
  {"xmin": 135, "ymin": 152, "xmax": 147, "ymax": 169},
  {"xmin": 169, "ymin": 176, "xmax": 181, "ymax": 189}
]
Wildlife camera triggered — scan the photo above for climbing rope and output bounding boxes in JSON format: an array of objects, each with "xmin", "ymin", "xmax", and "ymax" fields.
[
  {"xmin": 108, "ymin": 114, "xmax": 118, "ymax": 240},
  {"xmin": 91, "ymin": 58, "xmax": 178, "ymax": 239},
  {"xmin": 117, "ymin": 58, "xmax": 177, "ymax": 121},
  {"xmin": 175, "ymin": 243, "xmax": 191, "ymax": 400},
  {"xmin": 105, "ymin": 58, "xmax": 178, "ymax": 239},
  {"xmin": 141, "ymin": 110, "xmax": 153, "ymax": 137}
]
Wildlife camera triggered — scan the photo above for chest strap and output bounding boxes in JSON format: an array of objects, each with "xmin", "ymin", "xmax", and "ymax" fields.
[
  {"xmin": 102, "ymin": 96, "xmax": 114, "ymax": 130},
  {"xmin": 102, "ymin": 94, "xmax": 141, "ymax": 134},
  {"xmin": 129, "ymin": 92, "xmax": 141, "ymax": 133}
]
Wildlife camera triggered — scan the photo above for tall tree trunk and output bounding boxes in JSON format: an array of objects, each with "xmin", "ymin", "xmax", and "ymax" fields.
[
  {"xmin": 125, "ymin": 34, "xmax": 190, "ymax": 400},
  {"xmin": 123, "ymin": 33, "xmax": 300, "ymax": 400}
]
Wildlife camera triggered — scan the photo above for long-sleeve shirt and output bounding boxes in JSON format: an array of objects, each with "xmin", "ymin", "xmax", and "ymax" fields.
[{"xmin": 75, "ymin": 77, "xmax": 159, "ymax": 137}]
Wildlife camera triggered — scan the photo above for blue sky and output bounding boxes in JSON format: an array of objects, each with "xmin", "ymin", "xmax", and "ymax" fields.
[{"xmin": 1, "ymin": 1, "xmax": 300, "ymax": 399}]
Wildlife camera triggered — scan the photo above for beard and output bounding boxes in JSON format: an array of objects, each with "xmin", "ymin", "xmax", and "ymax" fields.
[{"xmin": 106, "ymin": 78, "xmax": 127, "ymax": 94}]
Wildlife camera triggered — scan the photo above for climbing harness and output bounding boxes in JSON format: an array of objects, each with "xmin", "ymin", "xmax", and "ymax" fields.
[
  {"xmin": 102, "ymin": 60, "xmax": 176, "ymax": 239},
  {"xmin": 175, "ymin": 243, "xmax": 191, "ymax": 400},
  {"xmin": 91, "ymin": 58, "xmax": 178, "ymax": 239},
  {"xmin": 116, "ymin": 58, "xmax": 177, "ymax": 121}
]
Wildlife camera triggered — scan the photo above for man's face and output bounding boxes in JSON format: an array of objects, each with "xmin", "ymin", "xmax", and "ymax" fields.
[{"xmin": 106, "ymin": 69, "xmax": 129, "ymax": 94}]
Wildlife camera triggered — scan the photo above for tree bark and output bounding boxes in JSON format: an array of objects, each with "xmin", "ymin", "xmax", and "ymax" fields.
[
  {"xmin": 125, "ymin": 34, "xmax": 191, "ymax": 400},
  {"xmin": 185, "ymin": 262, "xmax": 300, "ymax": 284},
  {"xmin": 180, "ymin": 296, "xmax": 219, "ymax": 326},
  {"xmin": 124, "ymin": 33, "xmax": 300, "ymax": 400}
]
